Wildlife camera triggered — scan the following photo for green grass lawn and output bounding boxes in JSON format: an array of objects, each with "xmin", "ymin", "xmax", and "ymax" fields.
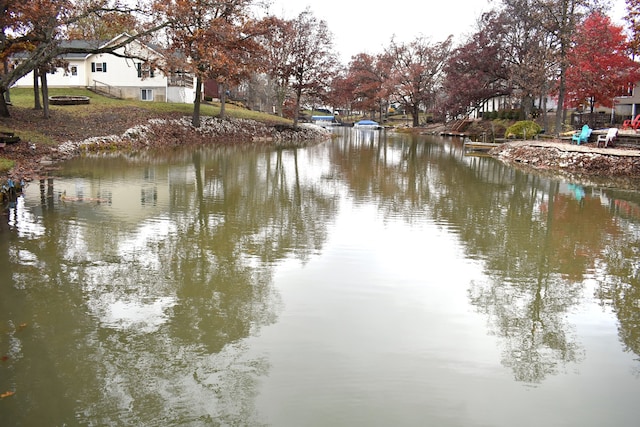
[
  {"xmin": 0, "ymin": 88, "xmax": 292, "ymax": 174},
  {"xmin": 7, "ymin": 87, "xmax": 291, "ymax": 123},
  {"xmin": 0, "ymin": 158, "xmax": 14, "ymax": 173}
]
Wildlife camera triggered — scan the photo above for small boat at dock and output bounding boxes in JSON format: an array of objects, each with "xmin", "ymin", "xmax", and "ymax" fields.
[
  {"xmin": 312, "ymin": 115, "xmax": 339, "ymax": 128},
  {"xmin": 354, "ymin": 119, "xmax": 382, "ymax": 129}
]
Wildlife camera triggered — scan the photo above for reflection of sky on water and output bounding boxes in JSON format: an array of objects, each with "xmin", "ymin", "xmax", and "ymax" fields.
[
  {"xmin": 117, "ymin": 216, "xmax": 176, "ymax": 269},
  {"xmin": 82, "ymin": 216, "xmax": 179, "ymax": 333},
  {"xmin": 101, "ymin": 297, "xmax": 176, "ymax": 333},
  {"xmin": 8, "ymin": 196, "xmax": 45, "ymax": 237}
]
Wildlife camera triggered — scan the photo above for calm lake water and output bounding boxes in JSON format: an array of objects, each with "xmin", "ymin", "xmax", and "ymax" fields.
[{"xmin": 1, "ymin": 127, "xmax": 640, "ymax": 426}]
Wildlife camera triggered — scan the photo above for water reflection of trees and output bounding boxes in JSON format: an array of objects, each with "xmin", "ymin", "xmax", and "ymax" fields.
[
  {"xmin": 329, "ymin": 129, "xmax": 639, "ymax": 382},
  {"xmin": 1, "ymin": 144, "xmax": 337, "ymax": 425},
  {"xmin": 594, "ymin": 215, "xmax": 640, "ymax": 365}
]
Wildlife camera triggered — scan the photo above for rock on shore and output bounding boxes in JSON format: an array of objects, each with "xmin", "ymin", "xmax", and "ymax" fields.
[
  {"xmin": 1, "ymin": 116, "xmax": 332, "ymax": 185},
  {"xmin": 56, "ymin": 116, "xmax": 332, "ymax": 157},
  {"xmin": 490, "ymin": 140, "xmax": 640, "ymax": 185}
]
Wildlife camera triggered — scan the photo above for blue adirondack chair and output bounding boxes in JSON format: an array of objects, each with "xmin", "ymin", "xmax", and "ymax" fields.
[{"xmin": 571, "ymin": 125, "xmax": 592, "ymax": 145}]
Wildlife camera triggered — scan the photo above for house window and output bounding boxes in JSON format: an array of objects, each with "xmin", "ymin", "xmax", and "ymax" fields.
[
  {"xmin": 91, "ymin": 62, "xmax": 107, "ymax": 72},
  {"xmin": 137, "ymin": 63, "xmax": 155, "ymax": 79},
  {"xmin": 141, "ymin": 89, "xmax": 153, "ymax": 101},
  {"xmin": 71, "ymin": 66, "xmax": 77, "ymax": 76}
]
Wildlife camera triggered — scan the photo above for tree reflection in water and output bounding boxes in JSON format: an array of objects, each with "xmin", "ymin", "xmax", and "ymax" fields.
[
  {"xmin": 0, "ymin": 144, "xmax": 338, "ymax": 425},
  {"xmin": 594, "ymin": 194, "xmax": 640, "ymax": 371},
  {"xmin": 330, "ymin": 129, "xmax": 639, "ymax": 383},
  {"xmin": 3, "ymin": 130, "xmax": 640, "ymax": 424}
]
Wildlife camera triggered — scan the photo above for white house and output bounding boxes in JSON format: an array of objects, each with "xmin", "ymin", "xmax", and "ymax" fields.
[{"xmin": 12, "ymin": 33, "xmax": 197, "ymax": 104}]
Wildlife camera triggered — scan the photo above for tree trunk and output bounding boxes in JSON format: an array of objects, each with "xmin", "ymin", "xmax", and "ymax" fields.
[
  {"xmin": 33, "ymin": 68, "xmax": 42, "ymax": 110},
  {"xmin": 192, "ymin": 76, "xmax": 202, "ymax": 128},
  {"xmin": 218, "ymin": 82, "xmax": 227, "ymax": 119},
  {"xmin": 2, "ymin": 60, "xmax": 10, "ymax": 104},
  {"xmin": 41, "ymin": 70, "xmax": 50, "ymax": 119},
  {"xmin": 412, "ymin": 104, "xmax": 419, "ymax": 127},
  {"xmin": 275, "ymin": 84, "xmax": 286, "ymax": 117},
  {"xmin": 541, "ymin": 95, "xmax": 548, "ymax": 133},
  {"xmin": 555, "ymin": 71, "xmax": 566, "ymax": 135},
  {"xmin": 554, "ymin": 0, "xmax": 573, "ymax": 136},
  {"xmin": 0, "ymin": 90, "xmax": 10, "ymax": 118},
  {"xmin": 522, "ymin": 94, "xmax": 534, "ymax": 120},
  {"xmin": 293, "ymin": 88, "xmax": 302, "ymax": 127}
]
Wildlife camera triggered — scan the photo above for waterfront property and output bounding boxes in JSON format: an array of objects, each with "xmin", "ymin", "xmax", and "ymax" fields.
[{"xmin": 11, "ymin": 33, "xmax": 197, "ymax": 104}]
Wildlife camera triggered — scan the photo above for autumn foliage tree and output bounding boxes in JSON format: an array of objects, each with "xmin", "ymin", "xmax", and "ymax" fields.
[
  {"xmin": 345, "ymin": 53, "xmax": 389, "ymax": 120},
  {"xmin": 564, "ymin": 11, "xmax": 640, "ymax": 112},
  {"xmin": 385, "ymin": 35, "xmax": 452, "ymax": 127},
  {"xmin": 66, "ymin": 0, "xmax": 141, "ymax": 41},
  {"xmin": 442, "ymin": 11, "xmax": 512, "ymax": 119},
  {"xmin": 201, "ymin": 18, "xmax": 269, "ymax": 120},
  {"xmin": 0, "ymin": 0, "xmax": 62, "ymax": 116},
  {"xmin": 326, "ymin": 71, "xmax": 354, "ymax": 116},
  {"xmin": 158, "ymin": 0, "xmax": 267, "ymax": 126}
]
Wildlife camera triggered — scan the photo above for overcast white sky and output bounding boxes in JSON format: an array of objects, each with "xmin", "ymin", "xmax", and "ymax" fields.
[{"xmin": 266, "ymin": 0, "xmax": 628, "ymax": 63}]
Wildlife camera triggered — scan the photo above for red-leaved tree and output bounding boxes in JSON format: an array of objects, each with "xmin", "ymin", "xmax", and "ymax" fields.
[
  {"xmin": 564, "ymin": 11, "xmax": 640, "ymax": 112},
  {"xmin": 345, "ymin": 53, "xmax": 389, "ymax": 121}
]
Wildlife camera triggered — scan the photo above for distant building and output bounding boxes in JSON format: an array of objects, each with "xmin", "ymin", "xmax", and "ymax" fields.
[{"xmin": 12, "ymin": 33, "xmax": 197, "ymax": 104}]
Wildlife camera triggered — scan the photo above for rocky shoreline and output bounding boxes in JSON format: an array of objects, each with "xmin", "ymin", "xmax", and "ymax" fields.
[
  {"xmin": 1, "ymin": 116, "xmax": 331, "ymax": 184},
  {"xmin": 4, "ymin": 116, "xmax": 640, "ymax": 192},
  {"xmin": 56, "ymin": 116, "xmax": 332, "ymax": 155},
  {"xmin": 490, "ymin": 140, "xmax": 640, "ymax": 187}
]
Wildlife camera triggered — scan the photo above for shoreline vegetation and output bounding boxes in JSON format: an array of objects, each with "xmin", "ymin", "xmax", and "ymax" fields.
[
  {"xmin": 0, "ymin": 114, "xmax": 332, "ymax": 184},
  {"xmin": 0, "ymin": 89, "xmax": 332, "ymax": 187},
  {"xmin": 2, "ymin": 89, "xmax": 640, "ymax": 198},
  {"xmin": 490, "ymin": 140, "xmax": 640, "ymax": 189}
]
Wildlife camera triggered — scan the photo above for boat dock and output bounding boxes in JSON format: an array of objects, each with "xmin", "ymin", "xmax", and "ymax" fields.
[{"xmin": 463, "ymin": 141, "xmax": 503, "ymax": 152}]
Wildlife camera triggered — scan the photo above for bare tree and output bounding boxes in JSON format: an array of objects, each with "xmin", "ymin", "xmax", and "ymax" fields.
[
  {"xmin": 534, "ymin": 0, "xmax": 592, "ymax": 134},
  {"xmin": 442, "ymin": 11, "xmax": 513, "ymax": 119},
  {"xmin": 624, "ymin": 0, "xmax": 640, "ymax": 59},
  {"xmin": 503, "ymin": 0, "xmax": 595, "ymax": 132},
  {"xmin": 491, "ymin": 0, "xmax": 556, "ymax": 120},
  {"xmin": 259, "ymin": 17, "xmax": 295, "ymax": 117},
  {"xmin": 288, "ymin": 9, "xmax": 338, "ymax": 127}
]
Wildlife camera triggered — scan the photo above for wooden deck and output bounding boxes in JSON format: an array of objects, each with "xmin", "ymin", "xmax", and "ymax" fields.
[{"xmin": 463, "ymin": 141, "xmax": 503, "ymax": 151}]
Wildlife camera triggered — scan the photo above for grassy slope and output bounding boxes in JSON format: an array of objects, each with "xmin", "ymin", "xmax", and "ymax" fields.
[
  {"xmin": 0, "ymin": 88, "xmax": 292, "ymax": 173},
  {"xmin": 2, "ymin": 87, "xmax": 290, "ymax": 140}
]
